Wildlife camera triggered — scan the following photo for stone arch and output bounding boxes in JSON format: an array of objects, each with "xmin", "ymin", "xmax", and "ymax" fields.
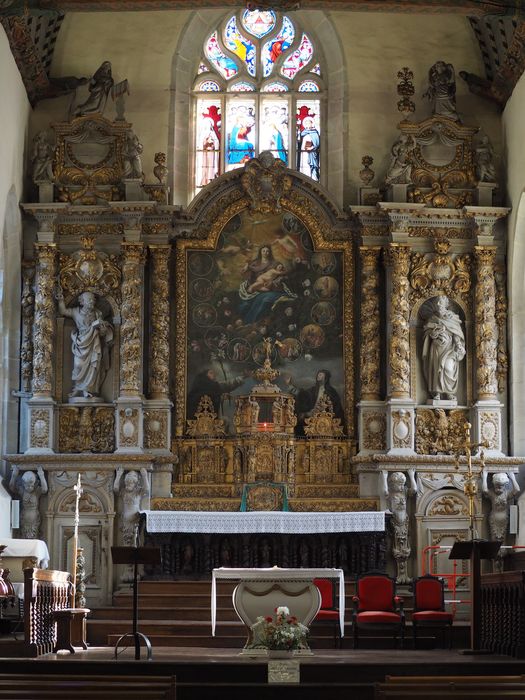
[{"xmin": 169, "ymin": 9, "xmax": 346, "ymax": 207}]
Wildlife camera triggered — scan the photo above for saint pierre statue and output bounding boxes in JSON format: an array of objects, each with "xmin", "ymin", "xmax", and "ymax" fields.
[
  {"xmin": 56, "ymin": 289, "xmax": 114, "ymax": 399},
  {"xmin": 422, "ymin": 296, "xmax": 465, "ymax": 401}
]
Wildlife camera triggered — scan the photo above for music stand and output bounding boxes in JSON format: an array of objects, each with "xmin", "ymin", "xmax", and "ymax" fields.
[
  {"xmin": 449, "ymin": 539, "xmax": 501, "ymax": 654},
  {"xmin": 111, "ymin": 546, "xmax": 161, "ymax": 660}
]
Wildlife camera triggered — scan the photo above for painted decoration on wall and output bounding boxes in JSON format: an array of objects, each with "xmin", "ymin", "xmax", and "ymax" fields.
[{"xmin": 185, "ymin": 211, "xmax": 345, "ymax": 434}]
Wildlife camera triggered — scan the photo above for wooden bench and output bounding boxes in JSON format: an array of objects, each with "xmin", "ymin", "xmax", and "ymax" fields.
[
  {"xmin": 375, "ymin": 675, "xmax": 525, "ymax": 699},
  {"xmin": 0, "ymin": 674, "xmax": 176, "ymax": 699}
]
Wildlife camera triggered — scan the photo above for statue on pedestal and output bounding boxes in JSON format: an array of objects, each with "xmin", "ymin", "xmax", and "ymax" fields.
[
  {"xmin": 9, "ymin": 467, "xmax": 48, "ymax": 539},
  {"xmin": 381, "ymin": 469, "xmax": 417, "ymax": 584},
  {"xmin": 422, "ymin": 296, "xmax": 465, "ymax": 401},
  {"xmin": 423, "ymin": 60, "xmax": 458, "ymax": 120}
]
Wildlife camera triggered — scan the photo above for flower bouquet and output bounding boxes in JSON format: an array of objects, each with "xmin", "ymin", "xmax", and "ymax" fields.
[{"xmin": 248, "ymin": 606, "xmax": 310, "ymax": 654}]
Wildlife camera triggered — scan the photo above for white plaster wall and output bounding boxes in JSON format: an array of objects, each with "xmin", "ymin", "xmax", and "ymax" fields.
[{"xmin": 0, "ymin": 26, "xmax": 30, "ymax": 490}]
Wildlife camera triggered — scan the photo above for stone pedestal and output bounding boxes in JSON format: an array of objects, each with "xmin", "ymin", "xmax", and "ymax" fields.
[
  {"xmin": 472, "ymin": 400, "xmax": 504, "ymax": 456},
  {"xmin": 358, "ymin": 401, "xmax": 387, "ymax": 454},
  {"xmin": 116, "ymin": 398, "xmax": 144, "ymax": 453},
  {"xmin": 386, "ymin": 399, "xmax": 415, "ymax": 455},
  {"xmin": 26, "ymin": 398, "xmax": 56, "ymax": 454},
  {"xmin": 144, "ymin": 399, "xmax": 172, "ymax": 453},
  {"xmin": 476, "ymin": 182, "xmax": 497, "ymax": 207}
]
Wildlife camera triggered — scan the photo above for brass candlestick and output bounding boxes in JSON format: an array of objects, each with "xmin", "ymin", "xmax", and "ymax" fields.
[{"xmin": 453, "ymin": 422, "xmax": 488, "ymax": 541}]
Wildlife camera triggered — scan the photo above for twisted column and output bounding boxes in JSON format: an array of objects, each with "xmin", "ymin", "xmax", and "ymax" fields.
[
  {"xmin": 474, "ymin": 246, "xmax": 498, "ymax": 400},
  {"xmin": 386, "ymin": 244, "xmax": 411, "ymax": 399},
  {"xmin": 32, "ymin": 244, "xmax": 57, "ymax": 396},
  {"xmin": 119, "ymin": 243, "xmax": 146, "ymax": 396},
  {"xmin": 148, "ymin": 245, "xmax": 170, "ymax": 399},
  {"xmin": 360, "ymin": 246, "xmax": 382, "ymax": 401}
]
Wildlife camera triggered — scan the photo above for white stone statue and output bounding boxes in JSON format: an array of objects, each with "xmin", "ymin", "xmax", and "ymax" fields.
[
  {"xmin": 113, "ymin": 467, "xmax": 150, "ymax": 547},
  {"xmin": 475, "ymin": 135, "xmax": 497, "ymax": 183},
  {"xmin": 423, "ymin": 60, "xmax": 458, "ymax": 120},
  {"xmin": 31, "ymin": 132, "xmax": 54, "ymax": 183},
  {"xmin": 381, "ymin": 469, "xmax": 417, "ymax": 584},
  {"xmin": 422, "ymin": 296, "xmax": 465, "ymax": 401},
  {"xmin": 385, "ymin": 134, "xmax": 415, "ymax": 185},
  {"xmin": 482, "ymin": 469, "xmax": 520, "ymax": 542},
  {"xmin": 123, "ymin": 131, "xmax": 143, "ymax": 179},
  {"xmin": 9, "ymin": 466, "xmax": 48, "ymax": 539},
  {"xmin": 56, "ymin": 289, "xmax": 114, "ymax": 400}
]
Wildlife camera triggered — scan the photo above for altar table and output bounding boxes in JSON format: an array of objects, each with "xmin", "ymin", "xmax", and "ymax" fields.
[
  {"xmin": 211, "ymin": 567, "xmax": 345, "ymax": 637},
  {"xmin": 0, "ymin": 538, "xmax": 50, "ymax": 570},
  {"xmin": 143, "ymin": 510, "xmax": 385, "ymax": 534}
]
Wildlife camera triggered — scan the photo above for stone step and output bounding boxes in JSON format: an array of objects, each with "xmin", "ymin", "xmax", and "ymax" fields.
[{"xmin": 113, "ymin": 592, "xmax": 234, "ymax": 608}]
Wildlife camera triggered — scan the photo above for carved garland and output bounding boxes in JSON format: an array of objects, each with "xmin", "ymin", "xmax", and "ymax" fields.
[
  {"xmin": 360, "ymin": 247, "xmax": 381, "ymax": 400},
  {"xmin": 474, "ymin": 246, "xmax": 498, "ymax": 399},
  {"xmin": 21, "ymin": 264, "xmax": 35, "ymax": 393},
  {"xmin": 32, "ymin": 244, "xmax": 57, "ymax": 395},
  {"xmin": 148, "ymin": 245, "xmax": 170, "ymax": 398},
  {"xmin": 386, "ymin": 244, "xmax": 411, "ymax": 398},
  {"xmin": 120, "ymin": 243, "xmax": 146, "ymax": 395}
]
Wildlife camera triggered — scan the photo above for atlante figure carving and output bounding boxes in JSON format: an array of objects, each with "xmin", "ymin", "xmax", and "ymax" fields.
[
  {"xmin": 56, "ymin": 289, "xmax": 114, "ymax": 400},
  {"xmin": 9, "ymin": 467, "xmax": 48, "ymax": 539},
  {"xmin": 482, "ymin": 469, "xmax": 520, "ymax": 543},
  {"xmin": 381, "ymin": 469, "xmax": 417, "ymax": 584},
  {"xmin": 422, "ymin": 296, "xmax": 465, "ymax": 401}
]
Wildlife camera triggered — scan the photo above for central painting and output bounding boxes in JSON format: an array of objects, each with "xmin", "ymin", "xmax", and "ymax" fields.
[{"xmin": 180, "ymin": 209, "xmax": 347, "ymax": 436}]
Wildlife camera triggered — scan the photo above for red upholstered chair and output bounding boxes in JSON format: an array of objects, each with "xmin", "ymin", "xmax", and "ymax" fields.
[
  {"xmin": 352, "ymin": 573, "xmax": 404, "ymax": 649},
  {"xmin": 313, "ymin": 578, "xmax": 341, "ymax": 648},
  {"xmin": 411, "ymin": 575, "xmax": 453, "ymax": 648}
]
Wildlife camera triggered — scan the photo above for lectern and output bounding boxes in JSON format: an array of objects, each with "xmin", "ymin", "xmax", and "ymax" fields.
[
  {"xmin": 111, "ymin": 546, "xmax": 161, "ymax": 660},
  {"xmin": 449, "ymin": 539, "xmax": 500, "ymax": 654}
]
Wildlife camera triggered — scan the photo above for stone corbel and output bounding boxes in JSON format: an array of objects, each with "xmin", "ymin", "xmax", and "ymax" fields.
[{"xmin": 463, "ymin": 206, "xmax": 510, "ymax": 244}]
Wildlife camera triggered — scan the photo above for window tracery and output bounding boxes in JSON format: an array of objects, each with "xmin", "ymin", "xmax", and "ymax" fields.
[{"xmin": 193, "ymin": 9, "xmax": 323, "ymax": 193}]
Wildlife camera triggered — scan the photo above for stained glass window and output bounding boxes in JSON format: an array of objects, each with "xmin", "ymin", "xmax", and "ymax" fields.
[
  {"xmin": 241, "ymin": 9, "xmax": 276, "ymax": 38},
  {"xmin": 261, "ymin": 16, "xmax": 295, "ymax": 78},
  {"xmin": 196, "ymin": 100, "xmax": 221, "ymax": 189},
  {"xmin": 296, "ymin": 100, "xmax": 320, "ymax": 181},
  {"xmin": 193, "ymin": 12, "xmax": 323, "ymax": 192},
  {"xmin": 196, "ymin": 80, "xmax": 221, "ymax": 92},
  {"xmin": 281, "ymin": 34, "xmax": 314, "ymax": 79},
  {"xmin": 261, "ymin": 82, "xmax": 289, "ymax": 93},
  {"xmin": 223, "ymin": 16, "xmax": 256, "ymax": 77},
  {"xmin": 230, "ymin": 81, "xmax": 256, "ymax": 92},
  {"xmin": 226, "ymin": 99, "xmax": 256, "ymax": 171},
  {"xmin": 298, "ymin": 80, "xmax": 319, "ymax": 93},
  {"xmin": 205, "ymin": 32, "xmax": 238, "ymax": 80}
]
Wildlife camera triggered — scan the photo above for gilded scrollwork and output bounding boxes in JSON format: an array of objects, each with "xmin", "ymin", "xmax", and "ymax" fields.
[
  {"xmin": 386, "ymin": 244, "xmax": 411, "ymax": 398},
  {"xmin": 148, "ymin": 246, "xmax": 170, "ymax": 398},
  {"xmin": 120, "ymin": 243, "xmax": 146, "ymax": 395},
  {"xmin": 362, "ymin": 411, "xmax": 386, "ymax": 451},
  {"xmin": 240, "ymin": 152, "xmax": 293, "ymax": 214},
  {"xmin": 479, "ymin": 411, "xmax": 499, "ymax": 451},
  {"xmin": 494, "ymin": 265, "xmax": 508, "ymax": 394},
  {"xmin": 186, "ymin": 396, "xmax": 225, "ymax": 437},
  {"xmin": 416, "ymin": 408, "xmax": 469, "ymax": 455},
  {"xmin": 360, "ymin": 246, "xmax": 381, "ymax": 400},
  {"xmin": 32, "ymin": 243, "xmax": 57, "ymax": 395},
  {"xmin": 58, "ymin": 406, "xmax": 115, "ymax": 453},
  {"xmin": 428, "ymin": 494, "xmax": 468, "ymax": 516},
  {"xmin": 58, "ymin": 223, "xmax": 124, "ymax": 237},
  {"xmin": 409, "ymin": 238, "xmax": 471, "ymax": 304},
  {"xmin": 303, "ymin": 395, "xmax": 344, "ymax": 437},
  {"xmin": 30, "ymin": 409, "xmax": 50, "ymax": 448},
  {"xmin": 144, "ymin": 410, "xmax": 169, "ymax": 450},
  {"xmin": 59, "ymin": 235, "xmax": 121, "ymax": 304},
  {"xmin": 21, "ymin": 264, "xmax": 35, "ymax": 393},
  {"xmin": 119, "ymin": 407, "xmax": 140, "ymax": 447},
  {"xmin": 474, "ymin": 247, "xmax": 498, "ymax": 399}
]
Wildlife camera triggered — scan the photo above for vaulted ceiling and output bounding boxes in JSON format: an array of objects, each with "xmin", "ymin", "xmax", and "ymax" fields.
[{"xmin": 1, "ymin": 0, "xmax": 524, "ymax": 108}]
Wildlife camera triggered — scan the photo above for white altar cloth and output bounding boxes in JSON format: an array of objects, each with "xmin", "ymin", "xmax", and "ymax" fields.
[
  {"xmin": 211, "ymin": 567, "xmax": 345, "ymax": 637},
  {"xmin": 1, "ymin": 538, "xmax": 49, "ymax": 568},
  {"xmin": 143, "ymin": 510, "xmax": 385, "ymax": 534}
]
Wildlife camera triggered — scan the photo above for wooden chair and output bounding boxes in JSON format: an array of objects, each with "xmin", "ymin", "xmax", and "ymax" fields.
[
  {"xmin": 312, "ymin": 577, "xmax": 341, "ymax": 647},
  {"xmin": 352, "ymin": 572, "xmax": 404, "ymax": 649},
  {"xmin": 411, "ymin": 575, "xmax": 453, "ymax": 648}
]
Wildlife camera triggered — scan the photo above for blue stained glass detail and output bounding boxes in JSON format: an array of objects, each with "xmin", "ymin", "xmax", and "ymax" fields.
[
  {"xmin": 241, "ymin": 9, "xmax": 276, "ymax": 38},
  {"xmin": 224, "ymin": 16, "xmax": 256, "ymax": 77},
  {"xmin": 310, "ymin": 63, "xmax": 321, "ymax": 76},
  {"xmin": 197, "ymin": 80, "xmax": 221, "ymax": 92},
  {"xmin": 205, "ymin": 32, "xmax": 238, "ymax": 80},
  {"xmin": 262, "ymin": 16, "xmax": 295, "ymax": 78},
  {"xmin": 298, "ymin": 80, "xmax": 319, "ymax": 92},
  {"xmin": 230, "ymin": 81, "xmax": 256, "ymax": 92},
  {"xmin": 261, "ymin": 82, "xmax": 288, "ymax": 93}
]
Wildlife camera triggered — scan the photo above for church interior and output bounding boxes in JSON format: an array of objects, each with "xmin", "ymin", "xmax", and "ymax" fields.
[{"xmin": 1, "ymin": 0, "xmax": 525, "ymax": 697}]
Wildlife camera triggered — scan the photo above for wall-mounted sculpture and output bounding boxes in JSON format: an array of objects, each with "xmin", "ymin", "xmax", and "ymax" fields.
[
  {"xmin": 381, "ymin": 469, "xmax": 417, "ymax": 584},
  {"xmin": 9, "ymin": 467, "xmax": 48, "ymax": 539}
]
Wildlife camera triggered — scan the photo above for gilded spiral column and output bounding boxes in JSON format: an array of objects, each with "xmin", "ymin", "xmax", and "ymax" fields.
[
  {"xmin": 120, "ymin": 243, "xmax": 146, "ymax": 396},
  {"xmin": 474, "ymin": 246, "xmax": 498, "ymax": 400},
  {"xmin": 32, "ymin": 244, "xmax": 57, "ymax": 396},
  {"xmin": 148, "ymin": 245, "xmax": 170, "ymax": 399},
  {"xmin": 386, "ymin": 244, "xmax": 411, "ymax": 399},
  {"xmin": 360, "ymin": 246, "xmax": 381, "ymax": 400}
]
